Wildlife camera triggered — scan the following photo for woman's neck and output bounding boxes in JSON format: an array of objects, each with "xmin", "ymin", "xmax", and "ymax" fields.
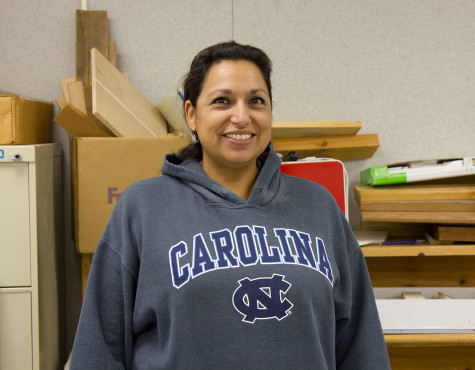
[{"xmin": 200, "ymin": 160, "xmax": 259, "ymax": 201}]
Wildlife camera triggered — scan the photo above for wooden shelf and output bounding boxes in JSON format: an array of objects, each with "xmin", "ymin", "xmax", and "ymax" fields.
[
  {"xmin": 363, "ymin": 244, "xmax": 475, "ymax": 287},
  {"xmin": 384, "ymin": 334, "xmax": 475, "ymax": 369},
  {"xmin": 362, "ymin": 244, "xmax": 475, "ymax": 257},
  {"xmin": 385, "ymin": 333, "xmax": 475, "ymax": 347}
]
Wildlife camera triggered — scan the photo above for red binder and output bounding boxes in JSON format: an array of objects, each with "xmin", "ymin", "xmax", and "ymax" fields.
[{"xmin": 280, "ymin": 158, "xmax": 348, "ymax": 218}]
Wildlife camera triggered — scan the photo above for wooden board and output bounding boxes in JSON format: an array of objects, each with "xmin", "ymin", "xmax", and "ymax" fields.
[
  {"xmin": 434, "ymin": 225, "xmax": 475, "ymax": 242},
  {"xmin": 358, "ymin": 199, "xmax": 475, "ymax": 212},
  {"xmin": 386, "ymin": 338, "xmax": 475, "ymax": 370},
  {"xmin": 360, "ymin": 210, "xmax": 475, "ymax": 224},
  {"xmin": 76, "ymin": 10, "xmax": 108, "ymax": 88},
  {"xmin": 271, "ymin": 121, "xmax": 361, "ymax": 138},
  {"xmin": 361, "ymin": 244, "xmax": 475, "ymax": 258},
  {"xmin": 401, "ymin": 291, "xmax": 425, "ymax": 299},
  {"xmin": 76, "ymin": 10, "xmax": 109, "ymax": 118},
  {"xmin": 60, "ymin": 77, "xmax": 76, "ymax": 103},
  {"xmin": 54, "ymin": 103, "xmax": 113, "ymax": 137},
  {"xmin": 108, "ymin": 40, "xmax": 117, "ymax": 66},
  {"xmin": 355, "ymin": 184, "xmax": 475, "ymax": 202},
  {"xmin": 68, "ymin": 81, "xmax": 87, "ymax": 114},
  {"xmin": 91, "ymin": 48, "xmax": 168, "ymax": 137},
  {"xmin": 55, "ymin": 96, "xmax": 66, "ymax": 111},
  {"xmin": 272, "ymin": 134, "xmax": 379, "ymax": 160},
  {"xmin": 365, "ymin": 255, "xmax": 475, "ymax": 287}
]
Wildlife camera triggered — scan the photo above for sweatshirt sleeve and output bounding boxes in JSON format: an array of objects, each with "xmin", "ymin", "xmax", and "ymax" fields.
[
  {"xmin": 335, "ymin": 244, "xmax": 391, "ymax": 369},
  {"xmin": 70, "ymin": 240, "xmax": 137, "ymax": 369}
]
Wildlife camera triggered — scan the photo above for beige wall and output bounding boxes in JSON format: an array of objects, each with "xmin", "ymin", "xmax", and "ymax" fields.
[{"xmin": 1, "ymin": 0, "xmax": 474, "ymax": 357}]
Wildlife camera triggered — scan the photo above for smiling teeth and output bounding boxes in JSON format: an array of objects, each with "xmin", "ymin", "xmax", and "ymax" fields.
[{"xmin": 226, "ymin": 134, "xmax": 252, "ymax": 141}]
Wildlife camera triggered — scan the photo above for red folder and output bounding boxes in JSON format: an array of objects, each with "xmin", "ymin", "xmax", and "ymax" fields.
[{"xmin": 280, "ymin": 158, "xmax": 348, "ymax": 218}]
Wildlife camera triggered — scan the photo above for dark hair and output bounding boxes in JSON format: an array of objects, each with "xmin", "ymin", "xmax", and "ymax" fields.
[{"xmin": 178, "ymin": 41, "xmax": 273, "ymax": 161}]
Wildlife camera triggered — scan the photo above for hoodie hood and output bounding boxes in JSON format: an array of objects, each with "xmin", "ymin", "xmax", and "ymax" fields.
[{"xmin": 161, "ymin": 143, "xmax": 282, "ymax": 208}]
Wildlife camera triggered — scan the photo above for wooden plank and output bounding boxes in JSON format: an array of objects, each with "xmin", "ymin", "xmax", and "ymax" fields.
[
  {"xmin": 385, "ymin": 333, "xmax": 475, "ymax": 347},
  {"xmin": 55, "ymin": 96, "xmax": 66, "ymax": 111},
  {"xmin": 271, "ymin": 121, "xmax": 361, "ymax": 138},
  {"xmin": 357, "ymin": 199, "xmax": 475, "ymax": 212},
  {"xmin": 365, "ymin": 255, "xmax": 475, "ymax": 287},
  {"xmin": 401, "ymin": 291, "xmax": 425, "ymax": 299},
  {"xmin": 91, "ymin": 48, "xmax": 168, "ymax": 137},
  {"xmin": 360, "ymin": 210, "xmax": 475, "ymax": 224},
  {"xmin": 272, "ymin": 134, "xmax": 379, "ymax": 160},
  {"xmin": 54, "ymin": 103, "xmax": 113, "ymax": 137},
  {"xmin": 361, "ymin": 244, "xmax": 475, "ymax": 258},
  {"xmin": 354, "ymin": 184, "xmax": 475, "ymax": 202},
  {"xmin": 76, "ymin": 10, "xmax": 109, "ymax": 118},
  {"xmin": 68, "ymin": 81, "xmax": 87, "ymax": 114},
  {"xmin": 434, "ymin": 225, "xmax": 475, "ymax": 242},
  {"xmin": 386, "ymin": 343, "xmax": 475, "ymax": 370},
  {"xmin": 60, "ymin": 77, "xmax": 76, "ymax": 103},
  {"xmin": 76, "ymin": 10, "xmax": 108, "ymax": 88},
  {"xmin": 438, "ymin": 292, "xmax": 454, "ymax": 299},
  {"xmin": 108, "ymin": 40, "xmax": 117, "ymax": 66}
]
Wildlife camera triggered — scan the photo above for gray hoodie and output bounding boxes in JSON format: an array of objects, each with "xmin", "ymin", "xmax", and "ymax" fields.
[{"xmin": 70, "ymin": 144, "xmax": 390, "ymax": 369}]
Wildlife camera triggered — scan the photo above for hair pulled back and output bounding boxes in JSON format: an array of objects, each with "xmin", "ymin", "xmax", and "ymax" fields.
[{"xmin": 179, "ymin": 41, "xmax": 273, "ymax": 161}]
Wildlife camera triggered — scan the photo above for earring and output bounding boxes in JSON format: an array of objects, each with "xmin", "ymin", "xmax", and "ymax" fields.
[{"xmin": 191, "ymin": 131, "xmax": 199, "ymax": 144}]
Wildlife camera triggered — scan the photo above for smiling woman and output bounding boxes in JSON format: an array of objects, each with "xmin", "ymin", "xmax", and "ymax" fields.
[
  {"xmin": 70, "ymin": 41, "xmax": 391, "ymax": 370},
  {"xmin": 179, "ymin": 41, "xmax": 274, "ymax": 200},
  {"xmin": 185, "ymin": 59, "xmax": 272, "ymax": 199}
]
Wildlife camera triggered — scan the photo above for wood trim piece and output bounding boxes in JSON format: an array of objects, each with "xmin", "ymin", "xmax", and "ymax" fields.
[
  {"xmin": 272, "ymin": 134, "xmax": 379, "ymax": 160},
  {"xmin": 91, "ymin": 48, "xmax": 168, "ymax": 137},
  {"xmin": 385, "ymin": 333, "xmax": 475, "ymax": 347},
  {"xmin": 271, "ymin": 121, "xmax": 361, "ymax": 138},
  {"xmin": 358, "ymin": 199, "xmax": 475, "ymax": 212},
  {"xmin": 434, "ymin": 225, "xmax": 475, "ymax": 242},
  {"xmin": 54, "ymin": 103, "xmax": 113, "ymax": 137},
  {"xmin": 360, "ymin": 210, "xmax": 475, "ymax": 224},
  {"xmin": 361, "ymin": 244, "xmax": 475, "ymax": 257},
  {"xmin": 354, "ymin": 184, "xmax": 475, "ymax": 202}
]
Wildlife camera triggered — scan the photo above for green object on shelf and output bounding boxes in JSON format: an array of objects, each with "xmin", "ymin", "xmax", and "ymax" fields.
[{"xmin": 360, "ymin": 166, "xmax": 407, "ymax": 186}]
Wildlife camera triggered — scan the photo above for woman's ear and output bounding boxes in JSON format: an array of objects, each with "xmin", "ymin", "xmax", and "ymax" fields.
[{"xmin": 184, "ymin": 100, "xmax": 196, "ymax": 132}]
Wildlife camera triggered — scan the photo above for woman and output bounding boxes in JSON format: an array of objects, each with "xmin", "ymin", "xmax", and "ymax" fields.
[{"xmin": 70, "ymin": 41, "xmax": 390, "ymax": 369}]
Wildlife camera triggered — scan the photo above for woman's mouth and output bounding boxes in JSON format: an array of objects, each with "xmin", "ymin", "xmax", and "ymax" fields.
[{"xmin": 224, "ymin": 133, "xmax": 253, "ymax": 141}]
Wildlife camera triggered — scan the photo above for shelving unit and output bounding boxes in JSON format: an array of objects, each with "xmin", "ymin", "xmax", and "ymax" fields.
[
  {"xmin": 354, "ymin": 180, "xmax": 475, "ymax": 368},
  {"xmin": 362, "ymin": 243, "xmax": 475, "ymax": 368}
]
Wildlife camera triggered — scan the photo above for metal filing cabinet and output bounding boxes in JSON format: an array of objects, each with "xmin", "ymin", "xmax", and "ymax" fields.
[{"xmin": 0, "ymin": 144, "xmax": 62, "ymax": 370}]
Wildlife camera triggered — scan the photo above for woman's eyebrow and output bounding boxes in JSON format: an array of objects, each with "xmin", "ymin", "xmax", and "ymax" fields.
[
  {"xmin": 207, "ymin": 89, "xmax": 232, "ymax": 98},
  {"xmin": 207, "ymin": 88, "xmax": 269, "ymax": 97},
  {"xmin": 250, "ymin": 88, "xmax": 269, "ymax": 96}
]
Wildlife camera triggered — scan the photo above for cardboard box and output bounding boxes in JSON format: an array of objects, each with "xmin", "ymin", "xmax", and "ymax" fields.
[
  {"xmin": 0, "ymin": 92, "xmax": 53, "ymax": 144},
  {"xmin": 72, "ymin": 135, "xmax": 190, "ymax": 253}
]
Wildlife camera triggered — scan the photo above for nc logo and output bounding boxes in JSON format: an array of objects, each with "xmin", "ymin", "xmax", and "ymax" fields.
[{"xmin": 233, "ymin": 274, "xmax": 293, "ymax": 323}]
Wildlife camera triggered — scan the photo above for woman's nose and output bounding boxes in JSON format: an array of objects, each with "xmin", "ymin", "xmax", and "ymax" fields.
[{"xmin": 230, "ymin": 101, "xmax": 251, "ymax": 126}]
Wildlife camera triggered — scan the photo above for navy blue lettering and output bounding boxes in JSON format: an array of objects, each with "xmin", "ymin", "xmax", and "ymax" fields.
[
  {"xmin": 210, "ymin": 229, "xmax": 238, "ymax": 268},
  {"xmin": 191, "ymin": 233, "xmax": 216, "ymax": 278},
  {"xmin": 316, "ymin": 238, "xmax": 333, "ymax": 283},
  {"xmin": 254, "ymin": 226, "xmax": 281, "ymax": 264},
  {"xmin": 274, "ymin": 228, "xmax": 296, "ymax": 263},
  {"xmin": 234, "ymin": 226, "xmax": 258, "ymax": 266},
  {"xmin": 288, "ymin": 230, "xmax": 317, "ymax": 269},
  {"xmin": 169, "ymin": 242, "xmax": 190, "ymax": 288}
]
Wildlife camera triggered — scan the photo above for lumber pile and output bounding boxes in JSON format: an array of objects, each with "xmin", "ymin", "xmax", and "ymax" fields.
[
  {"xmin": 272, "ymin": 121, "xmax": 379, "ymax": 160},
  {"xmin": 54, "ymin": 10, "xmax": 168, "ymax": 138},
  {"xmin": 354, "ymin": 182, "xmax": 475, "ymax": 243}
]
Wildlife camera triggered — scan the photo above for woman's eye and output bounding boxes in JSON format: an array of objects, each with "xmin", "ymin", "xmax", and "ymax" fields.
[
  {"xmin": 250, "ymin": 97, "xmax": 265, "ymax": 104},
  {"xmin": 213, "ymin": 97, "xmax": 229, "ymax": 104}
]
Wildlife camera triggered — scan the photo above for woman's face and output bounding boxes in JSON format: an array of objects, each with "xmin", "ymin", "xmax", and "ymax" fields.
[{"xmin": 185, "ymin": 60, "xmax": 272, "ymax": 173}]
